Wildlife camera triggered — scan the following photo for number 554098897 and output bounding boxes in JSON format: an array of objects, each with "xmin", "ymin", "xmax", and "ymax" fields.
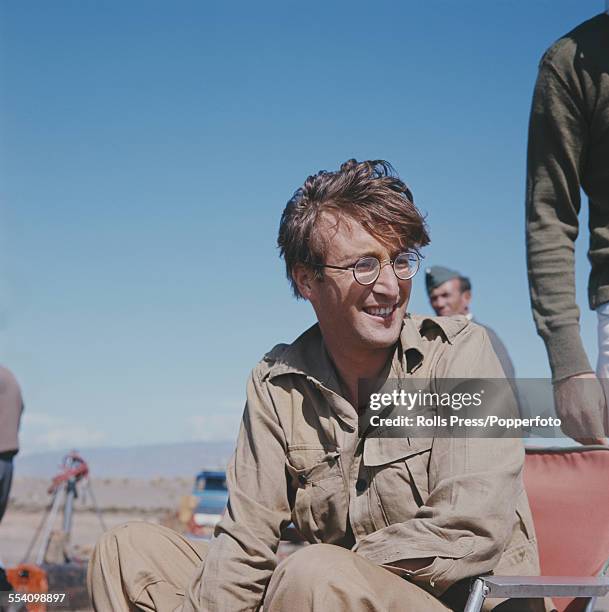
[{"xmin": 7, "ymin": 592, "xmax": 66, "ymax": 603}]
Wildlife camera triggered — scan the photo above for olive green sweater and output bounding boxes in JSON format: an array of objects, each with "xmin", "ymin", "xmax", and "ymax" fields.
[{"xmin": 526, "ymin": 13, "xmax": 609, "ymax": 381}]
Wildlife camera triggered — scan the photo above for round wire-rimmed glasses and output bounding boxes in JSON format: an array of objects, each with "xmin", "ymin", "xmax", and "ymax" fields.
[{"xmin": 313, "ymin": 251, "xmax": 421, "ymax": 286}]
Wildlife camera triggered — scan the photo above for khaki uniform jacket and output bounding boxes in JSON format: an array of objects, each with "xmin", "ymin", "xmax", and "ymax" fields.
[{"xmin": 186, "ymin": 315, "xmax": 540, "ymax": 611}]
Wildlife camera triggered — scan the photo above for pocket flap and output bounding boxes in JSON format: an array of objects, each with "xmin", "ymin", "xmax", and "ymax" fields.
[
  {"xmin": 363, "ymin": 437, "xmax": 432, "ymax": 466},
  {"xmin": 286, "ymin": 449, "xmax": 341, "ymax": 487}
]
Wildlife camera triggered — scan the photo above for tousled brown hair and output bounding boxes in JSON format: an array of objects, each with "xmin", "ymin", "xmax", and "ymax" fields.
[{"xmin": 278, "ymin": 159, "xmax": 430, "ymax": 298}]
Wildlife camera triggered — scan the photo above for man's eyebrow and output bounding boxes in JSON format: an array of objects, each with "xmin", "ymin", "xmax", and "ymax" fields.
[{"xmin": 335, "ymin": 248, "xmax": 393, "ymax": 265}]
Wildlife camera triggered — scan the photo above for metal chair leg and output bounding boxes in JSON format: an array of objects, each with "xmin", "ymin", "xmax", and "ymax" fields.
[{"xmin": 464, "ymin": 578, "xmax": 489, "ymax": 612}]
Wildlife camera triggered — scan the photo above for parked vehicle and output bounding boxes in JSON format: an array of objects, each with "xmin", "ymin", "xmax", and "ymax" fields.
[
  {"xmin": 188, "ymin": 471, "xmax": 228, "ymax": 539},
  {"xmin": 186, "ymin": 469, "xmax": 305, "ymax": 556}
]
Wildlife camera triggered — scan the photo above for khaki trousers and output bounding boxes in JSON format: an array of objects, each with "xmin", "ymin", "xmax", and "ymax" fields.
[{"xmin": 87, "ymin": 521, "xmax": 544, "ymax": 611}]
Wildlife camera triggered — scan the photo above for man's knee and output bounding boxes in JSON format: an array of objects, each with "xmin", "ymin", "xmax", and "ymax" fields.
[
  {"xmin": 88, "ymin": 521, "xmax": 178, "ymax": 610},
  {"xmin": 265, "ymin": 545, "xmax": 429, "ymax": 612},
  {"xmin": 268, "ymin": 543, "xmax": 358, "ymax": 598},
  {"xmin": 97, "ymin": 520, "xmax": 147, "ymax": 546},
  {"xmin": 280, "ymin": 544, "xmax": 349, "ymax": 578},
  {"xmin": 91, "ymin": 521, "xmax": 156, "ymax": 570}
]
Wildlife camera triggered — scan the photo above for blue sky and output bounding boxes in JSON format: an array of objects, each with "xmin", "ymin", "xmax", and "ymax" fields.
[{"xmin": 0, "ymin": 1, "xmax": 602, "ymax": 454}]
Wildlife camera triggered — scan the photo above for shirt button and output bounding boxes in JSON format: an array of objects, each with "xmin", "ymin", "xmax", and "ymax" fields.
[{"xmin": 355, "ymin": 478, "xmax": 367, "ymax": 492}]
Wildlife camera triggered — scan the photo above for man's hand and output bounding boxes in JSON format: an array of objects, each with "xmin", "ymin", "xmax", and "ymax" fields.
[{"xmin": 553, "ymin": 373, "xmax": 608, "ymax": 445}]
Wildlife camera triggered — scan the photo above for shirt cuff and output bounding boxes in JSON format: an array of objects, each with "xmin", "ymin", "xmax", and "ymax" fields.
[
  {"xmin": 544, "ymin": 325, "xmax": 593, "ymax": 382},
  {"xmin": 354, "ymin": 533, "xmax": 474, "ymax": 596},
  {"xmin": 381, "ymin": 557, "xmax": 455, "ymax": 596}
]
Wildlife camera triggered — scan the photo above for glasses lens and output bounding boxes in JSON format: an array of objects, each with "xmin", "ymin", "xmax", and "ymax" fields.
[
  {"xmin": 354, "ymin": 257, "xmax": 380, "ymax": 285},
  {"xmin": 393, "ymin": 252, "xmax": 420, "ymax": 280}
]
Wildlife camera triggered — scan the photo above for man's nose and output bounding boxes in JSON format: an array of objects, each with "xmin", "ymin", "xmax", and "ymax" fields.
[{"xmin": 373, "ymin": 262, "xmax": 400, "ymax": 298}]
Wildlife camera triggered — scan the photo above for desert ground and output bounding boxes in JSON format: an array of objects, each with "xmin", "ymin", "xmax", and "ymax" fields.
[
  {"xmin": 1, "ymin": 476, "xmax": 193, "ymax": 567},
  {"xmin": 1, "ymin": 476, "xmax": 193, "ymax": 611}
]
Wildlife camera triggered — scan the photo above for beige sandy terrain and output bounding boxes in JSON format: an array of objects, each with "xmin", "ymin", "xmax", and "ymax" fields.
[
  {"xmin": 2, "ymin": 477, "xmax": 192, "ymax": 566},
  {"xmin": 8, "ymin": 476, "xmax": 192, "ymax": 514},
  {"xmin": 0, "ymin": 477, "xmax": 193, "ymax": 610}
]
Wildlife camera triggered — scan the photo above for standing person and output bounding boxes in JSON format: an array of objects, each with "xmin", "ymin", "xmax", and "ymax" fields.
[
  {"xmin": 426, "ymin": 265, "xmax": 516, "ymax": 379},
  {"xmin": 526, "ymin": 9, "xmax": 609, "ymax": 444},
  {"xmin": 88, "ymin": 159, "xmax": 544, "ymax": 611},
  {"xmin": 0, "ymin": 365, "xmax": 24, "ymax": 591},
  {"xmin": 0, "ymin": 365, "xmax": 23, "ymax": 522}
]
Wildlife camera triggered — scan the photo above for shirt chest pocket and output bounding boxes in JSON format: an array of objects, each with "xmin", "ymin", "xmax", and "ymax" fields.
[
  {"xmin": 363, "ymin": 437, "xmax": 432, "ymax": 527},
  {"xmin": 285, "ymin": 445, "xmax": 348, "ymax": 545}
]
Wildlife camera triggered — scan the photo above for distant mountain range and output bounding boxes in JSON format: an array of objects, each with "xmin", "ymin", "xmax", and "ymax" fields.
[{"xmin": 14, "ymin": 441, "xmax": 235, "ymax": 479}]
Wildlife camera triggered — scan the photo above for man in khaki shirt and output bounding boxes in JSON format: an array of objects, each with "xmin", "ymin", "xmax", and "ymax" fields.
[{"xmin": 88, "ymin": 159, "xmax": 544, "ymax": 611}]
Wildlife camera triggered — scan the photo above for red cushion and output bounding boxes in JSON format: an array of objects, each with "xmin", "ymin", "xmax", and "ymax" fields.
[{"xmin": 524, "ymin": 447, "xmax": 609, "ymax": 612}]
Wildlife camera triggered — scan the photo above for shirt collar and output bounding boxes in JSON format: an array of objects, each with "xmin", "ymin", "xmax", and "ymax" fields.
[
  {"xmin": 265, "ymin": 314, "xmax": 468, "ymax": 429},
  {"xmin": 267, "ymin": 314, "xmax": 446, "ymax": 386},
  {"xmin": 266, "ymin": 324, "xmax": 342, "ymax": 394}
]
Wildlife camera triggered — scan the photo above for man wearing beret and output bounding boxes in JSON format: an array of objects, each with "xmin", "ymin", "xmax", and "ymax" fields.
[
  {"xmin": 88, "ymin": 160, "xmax": 544, "ymax": 611},
  {"xmin": 426, "ymin": 265, "xmax": 516, "ymax": 380}
]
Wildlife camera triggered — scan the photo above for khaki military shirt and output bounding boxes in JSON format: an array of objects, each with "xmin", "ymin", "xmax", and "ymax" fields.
[{"xmin": 186, "ymin": 315, "xmax": 540, "ymax": 611}]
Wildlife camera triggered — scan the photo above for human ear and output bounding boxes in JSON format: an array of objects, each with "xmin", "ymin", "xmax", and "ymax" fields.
[{"xmin": 292, "ymin": 263, "xmax": 315, "ymax": 300}]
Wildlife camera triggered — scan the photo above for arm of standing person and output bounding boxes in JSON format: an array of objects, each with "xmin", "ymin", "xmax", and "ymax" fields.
[{"xmin": 526, "ymin": 44, "xmax": 606, "ymax": 444}]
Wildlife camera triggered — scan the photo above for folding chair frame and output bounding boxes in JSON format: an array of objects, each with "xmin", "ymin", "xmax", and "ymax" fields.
[{"xmin": 463, "ymin": 560, "xmax": 609, "ymax": 612}]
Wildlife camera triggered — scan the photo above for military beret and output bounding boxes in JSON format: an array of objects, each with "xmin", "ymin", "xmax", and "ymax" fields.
[{"xmin": 425, "ymin": 265, "xmax": 461, "ymax": 294}]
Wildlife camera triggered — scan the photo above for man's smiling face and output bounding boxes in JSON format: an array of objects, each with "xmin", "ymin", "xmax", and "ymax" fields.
[{"xmin": 300, "ymin": 212, "xmax": 412, "ymax": 361}]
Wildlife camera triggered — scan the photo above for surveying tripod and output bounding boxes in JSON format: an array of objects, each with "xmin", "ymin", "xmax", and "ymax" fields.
[
  {"xmin": 22, "ymin": 451, "xmax": 106, "ymax": 565},
  {"xmin": 2, "ymin": 452, "xmax": 106, "ymax": 611}
]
